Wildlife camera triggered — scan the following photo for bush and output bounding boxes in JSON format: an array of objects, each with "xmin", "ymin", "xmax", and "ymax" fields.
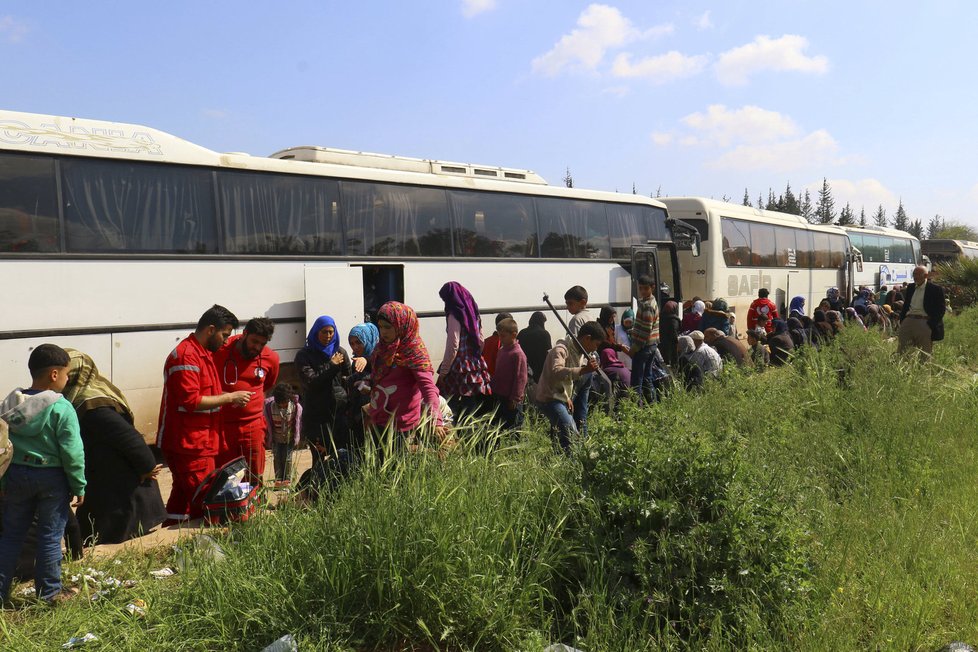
[{"xmin": 574, "ymin": 398, "xmax": 811, "ymax": 645}]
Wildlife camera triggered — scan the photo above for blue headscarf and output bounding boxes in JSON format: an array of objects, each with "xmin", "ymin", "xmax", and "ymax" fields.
[
  {"xmin": 789, "ymin": 295, "xmax": 806, "ymax": 316},
  {"xmin": 306, "ymin": 315, "xmax": 339, "ymax": 357},
  {"xmin": 348, "ymin": 322, "xmax": 379, "ymax": 356}
]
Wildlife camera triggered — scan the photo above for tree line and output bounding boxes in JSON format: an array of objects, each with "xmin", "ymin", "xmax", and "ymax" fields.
[
  {"xmin": 561, "ymin": 168, "xmax": 978, "ymax": 242},
  {"xmin": 739, "ymin": 179, "xmax": 978, "ymax": 241}
]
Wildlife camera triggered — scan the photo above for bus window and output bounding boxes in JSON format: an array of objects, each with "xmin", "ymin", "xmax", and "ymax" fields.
[
  {"xmin": 449, "ymin": 190, "xmax": 536, "ymax": 258},
  {"xmin": 721, "ymin": 218, "xmax": 750, "ymax": 266},
  {"xmin": 774, "ymin": 226, "xmax": 797, "ymax": 266},
  {"xmin": 0, "ymin": 153, "xmax": 59, "ymax": 252},
  {"xmin": 861, "ymin": 235, "xmax": 881, "ymax": 262},
  {"xmin": 537, "ymin": 197, "xmax": 611, "ymax": 259},
  {"xmin": 219, "ymin": 171, "xmax": 342, "ymax": 255},
  {"xmin": 795, "ymin": 229, "xmax": 813, "ymax": 267},
  {"xmin": 829, "ymin": 235, "xmax": 846, "ymax": 268},
  {"xmin": 609, "ymin": 204, "xmax": 666, "ymax": 258},
  {"xmin": 340, "ymin": 181, "xmax": 450, "ymax": 257},
  {"xmin": 911, "ymin": 239, "xmax": 921, "ymax": 264},
  {"xmin": 891, "ymin": 237, "xmax": 912, "ymax": 263},
  {"xmin": 657, "ymin": 243, "xmax": 677, "ymax": 299},
  {"xmin": 63, "ymin": 158, "xmax": 217, "ymax": 253},
  {"xmin": 813, "ymin": 232, "xmax": 831, "ymax": 268},
  {"xmin": 848, "ymin": 232, "xmax": 864, "ymax": 253},
  {"xmin": 749, "ymin": 223, "xmax": 776, "ymax": 266}
]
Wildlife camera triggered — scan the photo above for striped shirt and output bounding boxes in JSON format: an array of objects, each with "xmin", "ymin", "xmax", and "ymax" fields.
[{"xmin": 630, "ymin": 296, "xmax": 660, "ymax": 351}]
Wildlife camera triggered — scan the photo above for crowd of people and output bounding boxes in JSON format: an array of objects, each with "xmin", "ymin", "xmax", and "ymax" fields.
[{"xmin": 0, "ymin": 266, "xmax": 946, "ymax": 606}]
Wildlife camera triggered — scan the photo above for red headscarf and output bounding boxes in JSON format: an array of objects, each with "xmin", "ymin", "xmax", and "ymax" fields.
[{"xmin": 371, "ymin": 301, "xmax": 433, "ymax": 382}]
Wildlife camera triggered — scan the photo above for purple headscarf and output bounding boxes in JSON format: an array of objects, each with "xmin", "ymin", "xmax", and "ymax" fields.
[{"xmin": 439, "ymin": 281, "xmax": 483, "ymax": 347}]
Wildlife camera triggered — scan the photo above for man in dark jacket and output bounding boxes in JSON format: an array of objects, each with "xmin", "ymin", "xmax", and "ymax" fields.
[
  {"xmin": 898, "ymin": 266, "xmax": 946, "ymax": 356},
  {"xmin": 704, "ymin": 328, "xmax": 747, "ymax": 367}
]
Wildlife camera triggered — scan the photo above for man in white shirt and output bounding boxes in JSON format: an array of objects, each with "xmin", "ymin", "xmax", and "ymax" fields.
[{"xmin": 898, "ymin": 266, "xmax": 946, "ymax": 356}]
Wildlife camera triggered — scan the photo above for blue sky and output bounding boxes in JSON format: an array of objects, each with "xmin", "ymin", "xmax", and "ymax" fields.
[{"xmin": 3, "ymin": 1, "xmax": 977, "ymax": 227}]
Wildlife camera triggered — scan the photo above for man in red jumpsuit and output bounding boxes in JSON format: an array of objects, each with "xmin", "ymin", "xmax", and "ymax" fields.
[
  {"xmin": 214, "ymin": 317, "xmax": 280, "ymax": 479},
  {"xmin": 157, "ymin": 305, "xmax": 253, "ymax": 524},
  {"xmin": 747, "ymin": 288, "xmax": 779, "ymax": 334}
]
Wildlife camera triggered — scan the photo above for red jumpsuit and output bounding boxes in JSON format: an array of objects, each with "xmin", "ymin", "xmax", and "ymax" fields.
[
  {"xmin": 157, "ymin": 334, "xmax": 222, "ymax": 521},
  {"xmin": 213, "ymin": 334, "xmax": 279, "ymax": 479},
  {"xmin": 747, "ymin": 298, "xmax": 779, "ymax": 333}
]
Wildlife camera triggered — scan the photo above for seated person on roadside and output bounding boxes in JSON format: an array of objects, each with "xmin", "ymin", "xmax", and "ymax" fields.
[
  {"xmin": 535, "ymin": 322, "xmax": 603, "ymax": 453},
  {"xmin": 157, "ymin": 305, "xmax": 252, "ymax": 525},
  {"xmin": 687, "ymin": 330, "xmax": 723, "ymax": 378},
  {"xmin": 0, "ymin": 344, "xmax": 84, "ymax": 606},
  {"xmin": 767, "ymin": 319, "xmax": 795, "ymax": 366},
  {"xmin": 704, "ymin": 327, "xmax": 746, "ymax": 367},
  {"xmin": 214, "ymin": 317, "xmax": 280, "ymax": 480},
  {"xmin": 490, "ymin": 318, "xmax": 527, "ymax": 431},
  {"xmin": 63, "ymin": 349, "xmax": 165, "ymax": 546},
  {"xmin": 747, "ymin": 328, "xmax": 769, "ymax": 368}
]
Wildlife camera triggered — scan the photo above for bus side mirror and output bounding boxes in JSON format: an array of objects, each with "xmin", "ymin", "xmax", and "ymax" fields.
[{"xmin": 691, "ymin": 234, "xmax": 701, "ymax": 257}]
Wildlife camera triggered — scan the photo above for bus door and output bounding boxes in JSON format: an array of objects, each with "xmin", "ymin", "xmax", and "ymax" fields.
[
  {"xmin": 631, "ymin": 246, "xmax": 663, "ymax": 303},
  {"xmin": 304, "ymin": 265, "xmax": 364, "ymax": 337},
  {"xmin": 844, "ymin": 246, "xmax": 863, "ymax": 298}
]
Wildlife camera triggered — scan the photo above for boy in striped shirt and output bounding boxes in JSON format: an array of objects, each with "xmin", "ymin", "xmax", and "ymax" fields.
[{"xmin": 629, "ymin": 274, "xmax": 660, "ymax": 404}]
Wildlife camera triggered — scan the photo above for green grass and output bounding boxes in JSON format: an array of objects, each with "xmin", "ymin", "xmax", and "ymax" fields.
[{"xmin": 5, "ymin": 312, "xmax": 978, "ymax": 650}]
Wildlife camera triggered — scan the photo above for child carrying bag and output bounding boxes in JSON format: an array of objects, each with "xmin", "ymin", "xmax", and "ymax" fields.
[{"xmin": 191, "ymin": 456, "xmax": 261, "ymax": 524}]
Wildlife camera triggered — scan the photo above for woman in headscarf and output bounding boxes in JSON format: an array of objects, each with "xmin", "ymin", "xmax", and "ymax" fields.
[
  {"xmin": 845, "ymin": 307, "xmax": 868, "ymax": 331},
  {"xmin": 826, "ymin": 310, "xmax": 844, "ymax": 335},
  {"xmin": 789, "ymin": 295, "xmax": 806, "ymax": 319},
  {"xmin": 826, "ymin": 287, "xmax": 844, "ymax": 313},
  {"xmin": 346, "ymin": 322, "xmax": 380, "ymax": 452},
  {"xmin": 368, "ymin": 301, "xmax": 445, "ymax": 437},
  {"xmin": 767, "ymin": 319, "xmax": 795, "ymax": 366},
  {"xmin": 700, "ymin": 298, "xmax": 732, "ymax": 335},
  {"xmin": 437, "ymin": 281, "xmax": 492, "ymax": 418},
  {"xmin": 675, "ymin": 335, "xmax": 704, "ymax": 390},
  {"xmin": 517, "ymin": 311, "xmax": 552, "ymax": 384},
  {"xmin": 659, "ymin": 300, "xmax": 681, "ymax": 366},
  {"xmin": 615, "ymin": 309, "xmax": 634, "ymax": 370},
  {"xmin": 681, "ymin": 299, "xmax": 705, "ymax": 333},
  {"xmin": 62, "ymin": 349, "xmax": 165, "ymax": 545},
  {"xmin": 786, "ymin": 316, "xmax": 809, "ymax": 349},
  {"xmin": 812, "ymin": 309, "xmax": 834, "ymax": 345},
  {"xmin": 294, "ymin": 315, "xmax": 352, "ymax": 463}
]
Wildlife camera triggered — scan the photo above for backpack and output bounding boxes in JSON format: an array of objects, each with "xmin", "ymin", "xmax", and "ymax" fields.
[{"xmin": 0, "ymin": 418, "xmax": 11, "ymax": 478}]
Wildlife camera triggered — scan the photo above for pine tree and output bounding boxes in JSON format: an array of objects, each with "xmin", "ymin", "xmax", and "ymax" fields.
[
  {"xmin": 563, "ymin": 167, "xmax": 574, "ymax": 189},
  {"xmin": 872, "ymin": 204, "xmax": 887, "ymax": 227},
  {"xmin": 927, "ymin": 214, "xmax": 944, "ymax": 239},
  {"xmin": 655, "ymin": 185, "xmax": 662, "ymax": 198},
  {"xmin": 815, "ymin": 177, "xmax": 837, "ymax": 224},
  {"xmin": 782, "ymin": 182, "xmax": 800, "ymax": 215},
  {"xmin": 757, "ymin": 193, "xmax": 764, "ymax": 210},
  {"xmin": 800, "ymin": 190, "xmax": 815, "ymax": 223},
  {"xmin": 859, "ymin": 207, "xmax": 867, "ymax": 227},
  {"xmin": 766, "ymin": 189, "xmax": 777, "ymax": 210},
  {"xmin": 743, "ymin": 188, "xmax": 752, "ymax": 207},
  {"xmin": 837, "ymin": 202, "xmax": 855, "ymax": 225},
  {"xmin": 892, "ymin": 199, "xmax": 909, "ymax": 232},
  {"xmin": 908, "ymin": 219, "xmax": 924, "ymax": 239},
  {"xmin": 632, "ymin": 182, "xmax": 637, "ymax": 195}
]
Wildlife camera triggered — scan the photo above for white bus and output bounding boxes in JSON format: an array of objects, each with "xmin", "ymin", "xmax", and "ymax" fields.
[
  {"xmin": 921, "ymin": 239, "xmax": 978, "ymax": 265},
  {"xmin": 841, "ymin": 225, "xmax": 922, "ymax": 290},
  {"xmin": 0, "ymin": 110, "xmax": 684, "ymax": 436},
  {"xmin": 662, "ymin": 197, "xmax": 859, "ymax": 333}
]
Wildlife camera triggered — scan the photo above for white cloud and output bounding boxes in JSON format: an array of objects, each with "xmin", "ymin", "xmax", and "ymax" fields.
[
  {"xmin": 202, "ymin": 108, "xmax": 229, "ymax": 119},
  {"xmin": 812, "ymin": 178, "xmax": 899, "ymax": 212},
  {"xmin": 715, "ymin": 34, "xmax": 828, "ymax": 86},
  {"xmin": 0, "ymin": 16, "xmax": 28, "ymax": 43},
  {"xmin": 461, "ymin": 0, "xmax": 496, "ymax": 18},
  {"xmin": 679, "ymin": 104, "xmax": 799, "ymax": 147},
  {"xmin": 708, "ymin": 129, "xmax": 842, "ymax": 172},
  {"xmin": 650, "ymin": 131, "xmax": 673, "ymax": 146},
  {"xmin": 611, "ymin": 51, "xmax": 709, "ymax": 83},
  {"xmin": 531, "ymin": 4, "xmax": 672, "ymax": 76},
  {"xmin": 694, "ymin": 10, "xmax": 713, "ymax": 30}
]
